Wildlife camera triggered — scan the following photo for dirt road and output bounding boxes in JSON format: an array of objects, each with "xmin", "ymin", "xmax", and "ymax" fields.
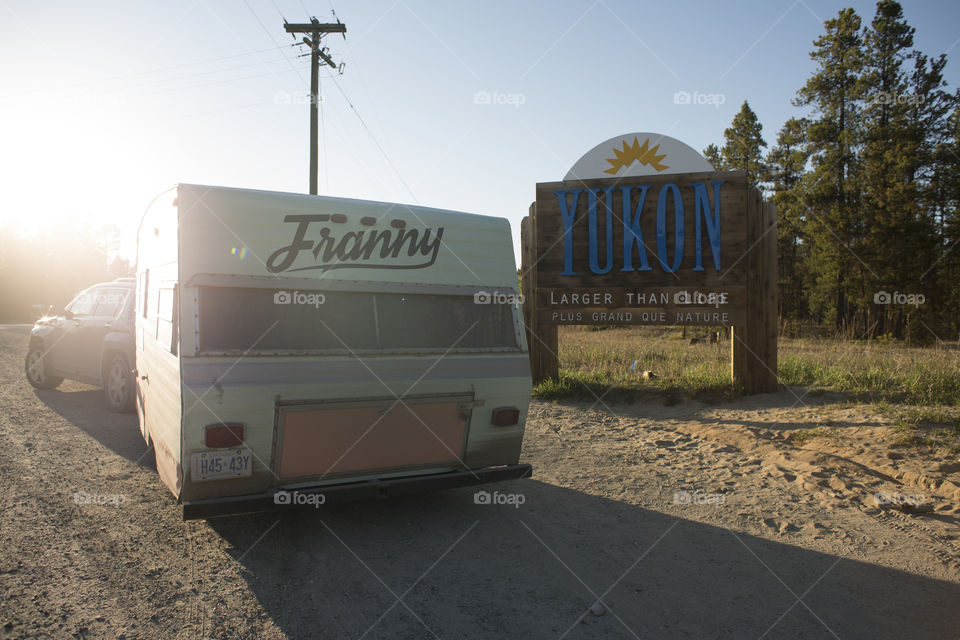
[{"xmin": 0, "ymin": 325, "xmax": 958, "ymax": 639}]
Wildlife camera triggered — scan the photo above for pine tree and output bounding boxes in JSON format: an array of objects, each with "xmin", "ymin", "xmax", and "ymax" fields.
[
  {"xmin": 764, "ymin": 117, "xmax": 809, "ymax": 328},
  {"xmin": 860, "ymin": 0, "xmax": 919, "ymax": 338},
  {"xmin": 754, "ymin": 0, "xmax": 958, "ymax": 340},
  {"xmin": 948, "ymin": 102, "xmax": 960, "ymax": 340},
  {"xmin": 721, "ymin": 101, "xmax": 767, "ymax": 189},
  {"xmin": 928, "ymin": 93, "xmax": 960, "ymax": 340},
  {"xmin": 702, "ymin": 143, "xmax": 725, "ymax": 171},
  {"xmin": 794, "ymin": 7, "xmax": 865, "ymax": 335},
  {"xmin": 896, "ymin": 54, "xmax": 955, "ymax": 341}
]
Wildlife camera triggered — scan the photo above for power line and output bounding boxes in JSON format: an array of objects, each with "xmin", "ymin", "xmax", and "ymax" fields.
[
  {"xmin": 95, "ymin": 44, "xmax": 294, "ymax": 82},
  {"xmin": 264, "ymin": 7, "xmax": 417, "ymax": 202},
  {"xmin": 13, "ymin": 44, "xmax": 297, "ymax": 101},
  {"xmin": 242, "ymin": 0, "xmax": 310, "ymax": 90},
  {"xmin": 340, "ymin": 58, "xmax": 386, "ymax": 148},
  {"xmin": 133, "ymin": 66, "xmax": 300, "ymax": 99},
  {"xmin": 269, "ymin": 0, "xmax": 287, "ymax": 20},
  {"xmin": 3, "ymin": 59, "xmax": 302, "ymax": 110},
  {"xmin": 119, "ymin": 55, "xmax": 298, "ymax": 91},
  {"xmin": 152, "ymin": 98, "xmax": 278, "ymax": 123},
  {"xmin": 324, "ymin": 70, "xmax": 418, "ymax": 203}
]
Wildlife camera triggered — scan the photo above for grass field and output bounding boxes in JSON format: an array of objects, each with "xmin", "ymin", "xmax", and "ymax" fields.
[{"xmin": 534, "ymin": 326, "xmax": 960, "ymax": 452}]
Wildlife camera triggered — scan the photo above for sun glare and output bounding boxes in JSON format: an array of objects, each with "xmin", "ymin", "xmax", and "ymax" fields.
[{"xmin": 1, "ymin": 93, "xmax": 164, "ymax": 260}]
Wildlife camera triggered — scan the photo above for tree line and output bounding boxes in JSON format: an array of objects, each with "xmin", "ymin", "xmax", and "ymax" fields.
[
  {"xmin": 0, "ymin": 222, "xmax": 132, "ymax": 323},
  {"xmin": 706, "ymin": 1, "xmax": 960, "ymax": 343}
]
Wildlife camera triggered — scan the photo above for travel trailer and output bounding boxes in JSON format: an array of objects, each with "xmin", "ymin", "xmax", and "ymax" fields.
[{"xmin": 136, "ymin": 184, "xmax": 532, "ymax": 519}]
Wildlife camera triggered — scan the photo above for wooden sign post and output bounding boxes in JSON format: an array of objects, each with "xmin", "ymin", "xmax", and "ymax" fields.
[{"xmin": 521, "ymin": 133, "xmax": 777, "ymax": 394}]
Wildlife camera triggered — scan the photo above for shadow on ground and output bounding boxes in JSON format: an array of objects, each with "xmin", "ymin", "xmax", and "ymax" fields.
[
  {"xmin": 210, "ymin": 479, "xmax": 960, "ymax": 640},
  {"xmin": 33, "ymin": 385, "xmax": 151, "ymax": 468},
  {"xmin": 21, "ymin": 349, "xmax": 958, "ymax": 640}
]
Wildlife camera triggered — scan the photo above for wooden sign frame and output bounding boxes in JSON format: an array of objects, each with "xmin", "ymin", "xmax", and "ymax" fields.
[{"xmin": 521, "ymin": 170, "xmax": 777, "ymax": 394}]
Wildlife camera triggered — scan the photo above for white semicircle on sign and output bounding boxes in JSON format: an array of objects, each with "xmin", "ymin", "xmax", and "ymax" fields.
[{"xmin": 563, "ymin": 132, "xmax": 714, "ymax": 181}]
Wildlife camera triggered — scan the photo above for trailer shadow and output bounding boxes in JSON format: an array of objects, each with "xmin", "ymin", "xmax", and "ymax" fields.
[
  {"xmin": 210, "ymin": 479, "xmax": 960, "ymax": 640},
  {"xmin": 32, "ymin": 385, "xmax": 149, "ymax": 467}
]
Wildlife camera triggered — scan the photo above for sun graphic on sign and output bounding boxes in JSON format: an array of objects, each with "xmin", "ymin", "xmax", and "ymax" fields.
[{"xmin": 603, "ymin": 136, "xmax": 670, "ymax": 174}]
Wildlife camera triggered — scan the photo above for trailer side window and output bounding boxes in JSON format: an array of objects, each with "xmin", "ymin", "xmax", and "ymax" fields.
[
  {"xmin": 171, "ymin": 285, "xmax": 179, "ymax": 356},
  {"xmin": 157, "ymin": 288, "xmax": 173, "ymax": 322},
  {"xmin": 142, "ymin": 269, "xmax": 150, "ymax": 318},
  {"xmin": 156, "ymin": 286, "xmax": 177, "ymax": 355}
]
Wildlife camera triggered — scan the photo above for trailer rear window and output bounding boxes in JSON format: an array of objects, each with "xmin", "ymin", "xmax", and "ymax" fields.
[{"xmin": 196, "ymin": 287, "xmax": 519, "ymax": 354}]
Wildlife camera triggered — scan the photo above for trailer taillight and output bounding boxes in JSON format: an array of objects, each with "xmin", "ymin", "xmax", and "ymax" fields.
[
  {"xmin": 490, "ymin": 407, "xmax": 520, "ymax": 427},
  {"xmin": 205, "ymin": 423, "xmax": 245, "ymax": 448}
]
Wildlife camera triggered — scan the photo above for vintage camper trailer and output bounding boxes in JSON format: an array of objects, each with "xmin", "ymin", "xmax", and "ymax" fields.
[{"xmin": 136, "ymin": 184, "xmax": 532, "ymax": 519}]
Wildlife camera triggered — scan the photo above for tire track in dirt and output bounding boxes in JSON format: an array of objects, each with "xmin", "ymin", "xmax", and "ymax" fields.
[{"xmin": 525, "ymin": 398, "xmax": 960, "ymax": 582}]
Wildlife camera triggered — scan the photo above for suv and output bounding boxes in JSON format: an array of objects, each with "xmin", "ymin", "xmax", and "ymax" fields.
[{"xmin": 25, "ymin": 278, "xmax": 137, "ymax": 412}]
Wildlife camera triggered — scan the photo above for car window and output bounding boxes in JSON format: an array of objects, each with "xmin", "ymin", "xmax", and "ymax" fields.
[
  {"xmin": 66, "ymin": 291, "xmax": 98, "ymax": 317},
  {"xmin": 92, "ymin": 288, "xmax": 128, "ymax": 318}
]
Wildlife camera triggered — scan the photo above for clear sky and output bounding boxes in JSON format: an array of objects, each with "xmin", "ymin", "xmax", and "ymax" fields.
[{"xmin": 2, "ymin": 0, "xmax": 959, "ymax": 263}]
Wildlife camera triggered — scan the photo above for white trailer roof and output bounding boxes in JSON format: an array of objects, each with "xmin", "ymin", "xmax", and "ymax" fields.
[{"xmin": 176, "ymin": 184, "xmax": 518, "ymax": 289}]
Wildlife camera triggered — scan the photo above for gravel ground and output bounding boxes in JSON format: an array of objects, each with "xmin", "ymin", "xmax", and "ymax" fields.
[{"xmin": 0, "ymin": 324, "xmax": 958, "ymax": 639}]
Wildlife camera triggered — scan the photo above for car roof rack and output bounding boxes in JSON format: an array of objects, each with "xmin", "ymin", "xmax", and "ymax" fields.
[{"xmin": 112, "ymin": 277, "xmax": 136, "ymax": 283}]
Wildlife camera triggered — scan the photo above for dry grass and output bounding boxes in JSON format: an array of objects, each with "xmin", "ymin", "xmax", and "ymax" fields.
[
  {"xmin": 535, "ymin": 326, "xmax": 960, "ymax": 406},
  {"xmin": 535, "ymin": 326, "xmax": 737, "ymax": 403},
  {"xmin": 876, "ymin": 403, "xmax": 960, "ymax": 454},
  {"xmin": 533, "ymin": 326, "xmax": 960, "ymax": 455}
]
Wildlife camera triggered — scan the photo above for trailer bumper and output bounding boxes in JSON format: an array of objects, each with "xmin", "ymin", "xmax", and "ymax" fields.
[{"xmin": 182, "ymin": 463, "xmax": 533, "ymax": 520}]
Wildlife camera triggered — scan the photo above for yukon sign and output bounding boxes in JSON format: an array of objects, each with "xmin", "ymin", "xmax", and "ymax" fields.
[
  {"xmin": 532, "ymin": 133, "xmax": 750, "ymax": 327},
  {"xmin": 267, "ymin": 214, "xmax": 444, "ymax": 273},
  {"xmin": 522, "ymin": 133, "xmax": 778, "ymax": 393}
]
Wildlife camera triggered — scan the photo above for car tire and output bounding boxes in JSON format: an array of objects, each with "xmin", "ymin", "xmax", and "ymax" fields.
[
  {"xmin": 104, "ymin": 354, "xmax": 135, "ymax": 413},
  {"xmin": 24, "ymin": 345, "xmax": 63, "ymax": 389}
]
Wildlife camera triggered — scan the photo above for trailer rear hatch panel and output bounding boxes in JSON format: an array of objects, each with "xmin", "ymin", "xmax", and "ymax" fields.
[{"xmin": 275, "ymin": 394, "xmax": 472, "ymax": 480}]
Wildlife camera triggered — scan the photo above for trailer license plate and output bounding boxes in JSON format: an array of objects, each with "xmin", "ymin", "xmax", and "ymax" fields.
[{"xmin": 191, "ymin": 449, "xmax": 253, "ymax": 481}]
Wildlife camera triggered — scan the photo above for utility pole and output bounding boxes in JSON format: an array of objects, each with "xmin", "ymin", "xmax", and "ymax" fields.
[{"xmin": 284, "ymin": 17, "xmax": 346, "ymax": 195}]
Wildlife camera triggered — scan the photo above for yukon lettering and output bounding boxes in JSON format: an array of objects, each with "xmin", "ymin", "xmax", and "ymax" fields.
[{"xmin": 553, "ymin": 181, "xmax": 723, "ymax": 276}]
